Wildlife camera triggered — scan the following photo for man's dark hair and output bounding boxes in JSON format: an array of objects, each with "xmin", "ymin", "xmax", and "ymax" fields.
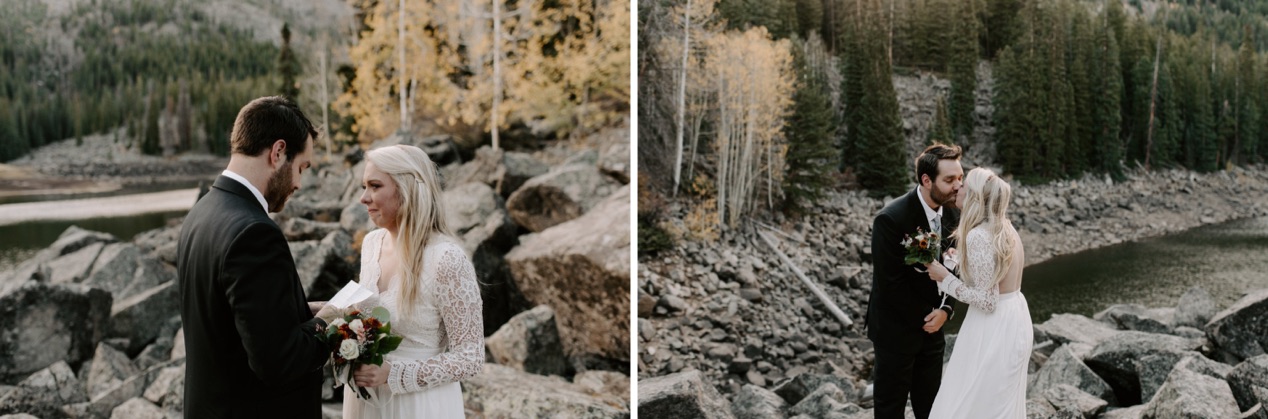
[
  {"xmin": 914, "ymin": 143, "xmax": 962, "ymax": 185},
  {"xmin": 230, "ymin": 96, "xmax": 318, "ymax": 160}
]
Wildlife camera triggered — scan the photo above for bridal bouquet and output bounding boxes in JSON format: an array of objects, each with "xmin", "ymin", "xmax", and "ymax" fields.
[
  {"xmin": 901, "ymin": 227, "xmax": 941, "ymax": 266},
  {"xmin": 321, "ymin": 306, "xmax": 403, "ymax": 400}
]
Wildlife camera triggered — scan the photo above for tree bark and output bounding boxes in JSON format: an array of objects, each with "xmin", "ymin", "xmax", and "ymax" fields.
[{"xmin": 674, "ymin": 0, "xmax": 691, "ymax": 196}]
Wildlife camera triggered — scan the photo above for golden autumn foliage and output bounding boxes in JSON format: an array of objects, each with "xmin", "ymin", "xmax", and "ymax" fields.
[
  {"xmin": 335, "ymin": 0, "xmax": 630, "ymax": 145},
  {"xmin": 704, "ymin": 27, "xmax": 794, "ymax": 227}
]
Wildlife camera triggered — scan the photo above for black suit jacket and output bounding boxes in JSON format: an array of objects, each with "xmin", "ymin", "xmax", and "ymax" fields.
[
  {"xmin": 866, "ymin": 187, "xmax": 960, "ymax": 353},
  {"xmin": 177, "ymin": 176, "xmax": 328, "ymax": 418}
]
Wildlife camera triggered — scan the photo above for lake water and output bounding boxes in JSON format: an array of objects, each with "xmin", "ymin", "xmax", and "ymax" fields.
[
  {"xmin": 945, "ymin": 216, "xmax": 1268, "ymax": 333},
  {"xmin": 0, "ymin": 211, "xmax": 186, "ymax": 273}
]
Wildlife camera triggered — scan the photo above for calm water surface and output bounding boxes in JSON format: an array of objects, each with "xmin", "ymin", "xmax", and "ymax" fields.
[{"xmin": 0, "ymin": 211, "xmax": 186, "ymax": 273}]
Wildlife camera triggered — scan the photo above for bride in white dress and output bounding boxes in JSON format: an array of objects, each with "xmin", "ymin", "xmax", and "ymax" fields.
[
  {"xmin": 923, "ymin": 167, "xmax": 1032, "ymax": 419},
  {"xmin": 344, "ymin": 144, "xmax": 484, "ymax": 418}
]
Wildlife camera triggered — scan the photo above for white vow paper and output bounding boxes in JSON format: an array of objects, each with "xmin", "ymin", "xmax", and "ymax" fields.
[{"xmin": 328, "ymin": 281, "xmax": 373, "ymax": 309}]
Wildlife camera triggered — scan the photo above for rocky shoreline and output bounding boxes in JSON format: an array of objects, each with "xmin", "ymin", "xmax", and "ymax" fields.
[
  {"xmin": 636, "ymin": 166, "xmax": 1268, "ymax": 418},
  {"xmin": 0, "ymin": 126, "xmax": 632, "ymax": 418}
]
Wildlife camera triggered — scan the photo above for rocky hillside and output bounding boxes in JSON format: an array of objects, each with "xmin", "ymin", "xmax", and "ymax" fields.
[
  {"xmin": 639, "ymin": 284, "xmax": 1268, "ymax": 419},
  {"xmin": 0, "ymin": 124, "xmax": 631, "ymax": 418},
  {"xmin": 637, "ymin": 165, "xmax": 1268, "ymax": 418}
]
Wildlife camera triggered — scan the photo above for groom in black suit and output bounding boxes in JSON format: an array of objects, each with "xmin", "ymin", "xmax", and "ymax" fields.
[
  {"xmin": 178, "ymin": 96, "xmax": 335, "ymax": 418},
  {"xmin": 866, "ymin": 144, "xmax": 963, "ymax": 419}
]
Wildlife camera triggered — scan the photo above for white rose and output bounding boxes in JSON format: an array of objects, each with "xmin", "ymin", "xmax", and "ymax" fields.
[
  {"xmin": 349, "ymin": 319, "xmax": 364, "ymax": 334},
  {"xmin": 330, "ymin": 318, "xmax": 347, "ymax": 328},
  {"xmin": 339, "ymin": 339, "xmax": 360, "ymax": 360}
]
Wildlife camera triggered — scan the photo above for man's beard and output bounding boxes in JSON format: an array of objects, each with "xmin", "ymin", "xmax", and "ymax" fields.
[
  {"xmin": 931, "ymin": 186, "xmax": 955, "ymax": 207},
  {"xmin": 265, "ymin": 161, "xmax": 295, "ymax": 213}
]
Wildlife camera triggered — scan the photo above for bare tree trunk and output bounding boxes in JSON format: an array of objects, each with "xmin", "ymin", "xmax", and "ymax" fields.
[
  {"xmin": 399, "ymin": 0, "xmax": 410, "ymax": 132},
  {"xmin": 887, "ymin": 0, "xmax": 893, "ymax": 67},
  {"xmin": 319, "ymin": 46, "xmax": 333, "ymax": 158},
  {"xmin": 1144, "ymin": 27, "xmax": 1163, "ymax": 170},
  {"xmin": 674, "ymin": 0, "xmax": 692, "ymax": 196},
  {"xmin": 492, "ymin": 0, "xmax": 503, "ymax": 151}
]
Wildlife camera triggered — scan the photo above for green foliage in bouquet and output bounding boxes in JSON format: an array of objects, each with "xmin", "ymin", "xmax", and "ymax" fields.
[{"xmin": 902, "ymin": 227, "xmax": 941, "ymax": 266}]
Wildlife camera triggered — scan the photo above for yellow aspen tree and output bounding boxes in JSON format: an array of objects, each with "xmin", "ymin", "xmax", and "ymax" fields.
[{"xmin": 705, "ymin": 27, "xmax": 794, "ymax": 227}]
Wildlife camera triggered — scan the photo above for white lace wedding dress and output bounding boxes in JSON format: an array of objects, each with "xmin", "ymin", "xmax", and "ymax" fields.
[
  {"xmin": 342, "ymin": 229, "xmax": 484, "ymax": 419},
  {"xmin": 929, "ymin": 226, "xmax": 1032, "ymax": 419}
]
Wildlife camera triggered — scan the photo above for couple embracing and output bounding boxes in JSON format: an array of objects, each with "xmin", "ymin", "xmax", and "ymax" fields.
[
  {"xmin": 177, "ymin": 96, "xmax": 482, "ymax": 418},
  {"xmin": 867, "ymin": 144, "xmax": 1033, "ymax": 419}
]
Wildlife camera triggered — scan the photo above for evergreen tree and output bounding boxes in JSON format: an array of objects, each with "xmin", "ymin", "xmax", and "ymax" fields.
[
  {"xmin": 795, "ymin": 0, "xmax": 824, "ymax": 39},
  {"xmin": 1068, "ymin": 10, "xmax": 1096, "ymax": 175},
  {"xmin": 849, "ymin": 0, "xmax": 908, "ymax": 198},
  {"xmin": 982, "ymin": 0, "xmax": 1022, "ymax": 59},
  {"xmin": 1093, "ymin": 15, "xmax": 1124, "ymax": 179},
  {"xmin": 1154, "ymin": 62, "xmax": 1181, "ymax": 167},
  {"xmin": 1237, "ymin": 26, "xmax": 1259, "ymax": 162},
  {"xmin": 1129, "ymin": 55, "xmax": 1155, "ymax": 163},
  {"xmin": 784, "ymin": 36, "xmax": 837, "ymax": 213},
  {"xmin": 927, "ymin": 95, "xmax": 953, "ymax": 145},
  {"xmin": 278, "ymin": 23, "xmax": 301, "ymax": 100},
  {"xmin": 948, "ymin": 0, "xmax": 979, "ymax": 141}
]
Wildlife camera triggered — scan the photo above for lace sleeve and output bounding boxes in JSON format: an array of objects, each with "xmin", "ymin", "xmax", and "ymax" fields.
[
  {"xmin": 386, "ymin": 245, "xmax": 485, "ymax": 394},
  {"xmin": 938, "ymin": 228, "xmax": 999, "ymax": 313}
]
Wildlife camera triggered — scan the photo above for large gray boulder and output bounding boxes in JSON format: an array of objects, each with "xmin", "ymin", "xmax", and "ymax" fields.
[
  {"xmin": 49, "ymin": 242, "xmax": 106, "ymax": 284},
  {"xmin": 41, "ymin": 227, "xmax": 119, "ymax": 261},
  {"xmin": 64, "ymin": 358, "xmax": 184, "ymax": 419},
  {"xmin": 1035, "ymin": 314, "xmax": 1122, "ymax": 347},
  {"xmin": 1, "ymin": 227, "xmax": 118, "ymax": 293},
  {"xmin": 788, "ymin": 383, "xmax": 861, "ymax": 419},
  {"xmin": 1084, "ymin": 331, "xmax": 1202, "ymax": 406},
  {"xmin": 486, "ymin": 305, "xmax": 568, "ymax": 376},
  {"xmin": 1026, "ymin": 398, "xmax": 1058, "ymax": 419},
  {"xmin": 339, "ymin": 201, "xmax": 373, "ymax": 235},
  {"xmin": 772, "ymin": 373, "xmax": 857, "ymax": 406},
  {"xmin": 446, "ymin": 146, "xmax": 550, "ymax": 199},
  {"xmin": 0, "ymin": 361, "xmax": 87, "ymax": 417},
  {"xmin": 281, "ymin": 217, "xmax": 343, "ymax": 241},
  {"xmin": 289, "ymin": 230, "xmax": 359, "ymax": 302},
  {"xmin": 85, "ymin": 344, "xmax": 140, "ymax": 399},
  {"xmin": 1101, "ymin": 404, "xmax": 1147, "ymax": 419},
  {"xmin": 1142, "ymin": 364, "xmax": 1240, "ymax": 419},
  {"xmin": 1206, "ymin": 289, "xmax": 1268, "ymax": 362},
  {"xmin": 1029, "ymin": 344, "xmax": 1116, "ymax": 405},
  {"xmin": 0, "ymin": 282, "xmax": 112, "ymax": 383},
  {"xmin": 115, "ymin": 254, "xmax": 174, "ymax": 304},
  {"xmin": 732, "ymin": 384, "xmax": 787, "ymax": 419},
  {"xmin": 462, "ymin": 363, "xmax": 627, "ymax": 418},
  {"xmin": 1093, "ymin": 304, "xmax": 1172, "ymax": 334},
  {"xmin": 1174, "ymin": 286, "xmax": 1218, "ymax": 329},
  {"xmin": 1228, "ymin": 355, "xmax": 1268, "ymax": 419},
  {"xmin": 638, "ymin": 370, "xmax": 733, "ymax": 419},
  {"xmin": 507, "ymin": 187, "xmax": 629, "ymax": 364},
  {"xmin": 107, "ymin": 281, "xmax": 179, "ymax": 356},
  {"xmin": 1043, "ymin": 384, "xmax": 1108, "ymax": 418},
  {"xmin": 595, "ymin": 128, "xmax": 630, "ymax": 184},
  {"xmin": 109, "ymin": 397, "xmax": 164, "ymax": 419},
  {"xmin": 506, "ymin": 165, "xmax": 622, "ymax": 232},
  {"xmin": 572, "ymin": 370, "xmax": 631, "ymax": 406},
  {"xmin": 142, "ymin": 366, "xmax": 183, "ymax": 413},
  {"xmin": 445, "ymin": 182, "xmax": 529, "ymax": 335},
  {"xmin": 81, "ymin": 243, "xmax": 141, "ymax": 298},
  {"xmin": 1135, "ymin": 353, "xmax": 1232, "ymax": 406}
]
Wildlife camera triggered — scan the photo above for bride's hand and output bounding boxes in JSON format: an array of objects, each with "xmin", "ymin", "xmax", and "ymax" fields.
[
  {"xmin": 924, "ymin": 260, "xmax": 949, "ymax": 282},
  {"xmin": 353, "ymin": 363, "xmax": 390, "ymax": 387},
  {"xmin": 308, "ymin": 301, "xmax": 326, "ymax": 316}
]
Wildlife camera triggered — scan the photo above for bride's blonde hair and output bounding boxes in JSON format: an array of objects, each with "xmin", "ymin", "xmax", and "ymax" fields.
[
  {"xmin": 365, "ymin": 144, "xmax": 453, "ymax": 318},
  {"xmin": 952, "ymin": 167, "xmax": 1015, "ymax": 286}
]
